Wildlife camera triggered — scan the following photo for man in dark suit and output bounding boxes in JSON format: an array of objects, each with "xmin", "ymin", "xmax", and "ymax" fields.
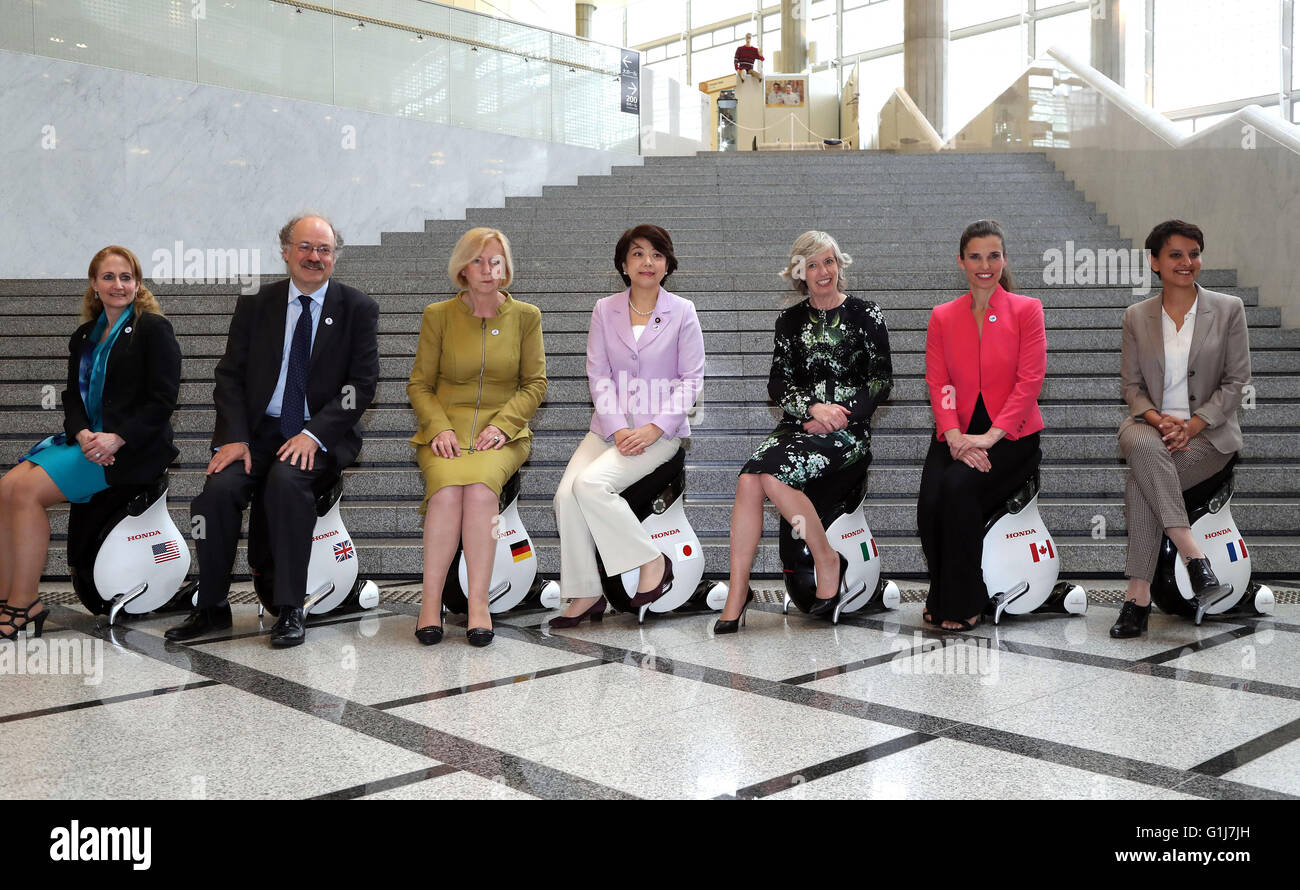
[{"xmin": 166, "ymin": 215, "xmax": 380, "ymax": 647}]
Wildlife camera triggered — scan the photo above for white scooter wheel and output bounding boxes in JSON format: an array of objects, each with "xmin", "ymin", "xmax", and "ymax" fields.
[
  {"xmin": 1064, "ymin": 584, "xmax": 1088, "ymax": 615},
  {"xmin": 881, "ymin": 580, "xmax": 901, "ymax": 611},
  {"xmin": 1250, "ymin": 584, "xmax": 1275, "ymax": 616},
  {"xmin": 539, "ymin": 580, "xmax": 562, "ymax": 611},
  {"xmin": 705, "ymin": 582, "xmax": 730, "ymax": 612},
  {"xmin": 356, "ymin": 579, "xmax": 380, "ymax": 610}
]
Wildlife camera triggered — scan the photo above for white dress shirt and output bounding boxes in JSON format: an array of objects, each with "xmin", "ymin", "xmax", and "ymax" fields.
[{"xmin": 1160, "ymin": 296, "xmax": 1197, "ymax": 420}]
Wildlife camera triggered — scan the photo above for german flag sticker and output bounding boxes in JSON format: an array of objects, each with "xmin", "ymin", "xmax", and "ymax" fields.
[{"xmin": 510, "ymin": 539, "xmax": 532, "ymax": 562}]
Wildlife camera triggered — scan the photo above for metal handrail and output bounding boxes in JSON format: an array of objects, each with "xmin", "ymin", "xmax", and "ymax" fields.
[{"xmin": 266, "ymin": 0, "xmax": 627, "ymax": 76}]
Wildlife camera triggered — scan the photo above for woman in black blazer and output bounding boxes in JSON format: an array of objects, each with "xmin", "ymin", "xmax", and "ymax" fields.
[{"xmin": 0, "ymin": 246, "xmax": 181, "ymax": 639}]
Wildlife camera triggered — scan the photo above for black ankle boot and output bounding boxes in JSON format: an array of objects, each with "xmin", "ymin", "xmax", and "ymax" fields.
[
  {"xmin": 1187, "ymin": 557, "xmax": 1233, "ymax": 625},
  {"xmin": 1109, "ymin": 599, "xmax": 1151, "ymax": 638}
]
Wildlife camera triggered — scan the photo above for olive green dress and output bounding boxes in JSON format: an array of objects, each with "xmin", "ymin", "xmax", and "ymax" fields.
[{"xmin": 407, "ymin": 292, "xmax": 547, "ymax": 512}]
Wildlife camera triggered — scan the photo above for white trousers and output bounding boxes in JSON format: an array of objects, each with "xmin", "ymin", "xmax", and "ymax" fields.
[{"xmin": 553, "ymin": 432, "xmax": 681, "ymax": 599}]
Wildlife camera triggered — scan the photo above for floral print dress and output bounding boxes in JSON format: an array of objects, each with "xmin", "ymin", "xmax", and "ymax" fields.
[{"xmin": 741, "ymin": 295, "xmax": 893, "ymax": 487}]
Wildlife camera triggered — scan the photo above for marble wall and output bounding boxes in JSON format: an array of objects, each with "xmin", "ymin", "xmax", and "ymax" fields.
[{"xmin": 0, "ymin": 48, "xmax": 644, "ymax": 278}]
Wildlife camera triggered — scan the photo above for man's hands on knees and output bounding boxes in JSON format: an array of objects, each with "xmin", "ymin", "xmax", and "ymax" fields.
[
  {"xmin": 207, "ymin": 442, "xmax": 252, "ymax": 475},
  {"xmin": 277, "ymin": 433, "xmax": 320, "ymax": 470}
]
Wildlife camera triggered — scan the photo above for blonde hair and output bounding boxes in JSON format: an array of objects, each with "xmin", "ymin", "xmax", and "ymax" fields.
[
  {"xmin": 81, "ymin": 245, "xmax": 163, "ymax": 322},
  {"xmin": 448, "ymin": 227, "xmax": 515, "ymax": 290},
  {"xmin": 779, "ymin": 230, "xmax": 852, "ymax": 296}
]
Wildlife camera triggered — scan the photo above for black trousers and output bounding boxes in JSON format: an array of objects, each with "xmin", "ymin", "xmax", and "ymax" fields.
[
  {"xmin": 192, "ymin": 416, "xmax": 336, "ymax": 607},
  {"xmin": 917, "ymin": 397, "xmax": 1040, "ymax": 622}
]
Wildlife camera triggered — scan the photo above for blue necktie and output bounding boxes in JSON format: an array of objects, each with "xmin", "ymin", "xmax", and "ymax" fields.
[{"xmin": 280, "ymin": 295, "xmax": 312, "ymax": 438}]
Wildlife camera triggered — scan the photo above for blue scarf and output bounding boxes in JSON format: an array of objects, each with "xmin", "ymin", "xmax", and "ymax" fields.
[{"xmin": 80, "ymin": 306, "xmax": 135, "ymax": 431}]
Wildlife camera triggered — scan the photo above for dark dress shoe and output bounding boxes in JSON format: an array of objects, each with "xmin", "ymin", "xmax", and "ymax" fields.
[
  {"xmin": 164, "ymin": 602, "xmax": 232, "ymax": 641},
  {"xmin": 270, "ymin": 606, "xmax": 307, "ymax": 648},
  {"xmin": 1187, "ymin": 557, "xmax": 1233, "ymax": 624},
  {"xmin": 415, "ymin": 624, "xmax": 444, "ymax": 645},
  {"xmin": 466, "ymin": 627, "xmax": 495, "ymax": 647},
  {"xmin": 808, "ymin": 554, "xmax": 848, "ymax": 618},
  {"xmin": 629, "ymin": 553, "xmax": 674, "ymax": 608},
  {"xmin": 1109, "ymin": 599, "xmax": 1151, "ymax": 638},
  {"xmin": 712, "ymin": 588, "xmax": 755, "ymax": 635}
]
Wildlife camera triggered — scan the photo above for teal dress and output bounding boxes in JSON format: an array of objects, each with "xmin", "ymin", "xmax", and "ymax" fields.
[{"xmin": 23, "ymin": 308, "xmax": 134, "ymax": 503}]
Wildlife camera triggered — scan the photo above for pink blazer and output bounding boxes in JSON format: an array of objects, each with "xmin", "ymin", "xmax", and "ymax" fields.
[
  {"xmin": 587, "ymin": 287, "xmax": 706, "ymax": 441},
  {"xmin": 925, "ymin": 285, "xmax": 1046, "ymax": 441}
]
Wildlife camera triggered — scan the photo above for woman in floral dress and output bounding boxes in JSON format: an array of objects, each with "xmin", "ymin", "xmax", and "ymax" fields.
[{"xmin": 714, "ymin": 231, "xmax": 892, "ymax": 632}]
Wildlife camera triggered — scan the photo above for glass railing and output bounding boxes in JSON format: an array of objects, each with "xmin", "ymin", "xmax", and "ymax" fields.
[{"xmin": 0, "ymin": 0, "xmax": 640, "ymax": 153}]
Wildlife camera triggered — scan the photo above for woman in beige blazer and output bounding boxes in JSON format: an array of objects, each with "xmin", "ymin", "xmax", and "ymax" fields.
[{"xmin": 1112, "ymin": 219, "xmax": 1252, "ymax": 638}]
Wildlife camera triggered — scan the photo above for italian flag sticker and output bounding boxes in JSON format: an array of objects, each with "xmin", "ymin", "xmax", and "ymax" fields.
[{"xmin": 860, "ymin": 539, "xmax": 878, "ymax": 562}]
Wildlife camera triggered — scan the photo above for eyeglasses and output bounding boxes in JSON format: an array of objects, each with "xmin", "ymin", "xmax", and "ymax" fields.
[{"xmin": 294, "ymin": 243, "xmax": 335, "ymax": 257}]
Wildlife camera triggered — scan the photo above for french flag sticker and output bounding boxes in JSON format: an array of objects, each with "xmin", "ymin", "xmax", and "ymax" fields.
[{"xmin": 1227, "ymin": 539, "xmax": 1248, "ymax": 562}]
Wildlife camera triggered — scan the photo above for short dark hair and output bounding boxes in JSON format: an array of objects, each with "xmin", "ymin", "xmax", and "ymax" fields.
[
  {"xmin": 1145, "ymin": 219, "xmax": 1204, "ymax": 256},
  {"xmin": 615, "ymin": 225, "xmax": 678, "ymax": 286}
]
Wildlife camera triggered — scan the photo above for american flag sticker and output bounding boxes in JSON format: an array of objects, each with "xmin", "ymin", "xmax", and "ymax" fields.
[
  {"xmin": 152, "ymin": 540, "xmax": 181, "ymax": 564},
  {"xmin": 333, "ymin": 540, "xmax": 354, "ymax": 562}
]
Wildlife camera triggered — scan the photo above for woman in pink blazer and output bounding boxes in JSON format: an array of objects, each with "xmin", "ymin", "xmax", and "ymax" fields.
[
  {"xmin": 919, "ymin": 220, "xmax": 1047, "ymax": 630},
  {"xmin": 548, "ymin": 225, "xmax": 706, "ymax": 626}
]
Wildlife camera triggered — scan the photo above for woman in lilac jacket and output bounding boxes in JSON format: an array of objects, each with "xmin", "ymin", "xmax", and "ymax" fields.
[{"xmin": 548, "ymin": 225, "xmax": 706, "ymax": 627}]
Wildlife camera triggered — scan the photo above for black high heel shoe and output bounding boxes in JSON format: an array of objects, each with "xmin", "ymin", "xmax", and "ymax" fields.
[
  {"xmin": 414, "ymin": 624, "xmax": 444, "ymax": 645},
  {"xmin": 713, "ymin": 588, "xmax": 755, "ymax": 635},
  {"xmin": 808, "ymin": 554, "xmax": 848, "ymax": 618},
  {"xmin": 629, "ymin": 553, "xmax": 673, "ymax": 608},
  {"xmin": 548, "ymin": 596, "xmax": 607, "ymax": 629},
  {"xmin": 0, "ymin": 599, "xmax": 47, "ymax": 641},
  {"xmin": 415, "ymin": 603, "xmax": 445, "ymax": 645},
  {"xmin": 466, "ymin": 627, "xmax": 495, "ymax": 647}
]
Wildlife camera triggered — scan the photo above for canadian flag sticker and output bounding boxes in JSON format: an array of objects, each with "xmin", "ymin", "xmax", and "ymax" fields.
[{"xmin": 1028, "ymin": 539, "xmax": 1055, "ymax": 563}]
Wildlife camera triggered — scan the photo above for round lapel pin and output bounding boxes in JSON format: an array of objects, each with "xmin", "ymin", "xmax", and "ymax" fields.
[
  {"xmin": 325, "ymin": 317, "xmax": 334, "ymax": 325},
  {"xmin": 123, "ymin": 326, "xmax": 132, "ymax": 333},
  {"xmin": 988, "ymin": 315, "xmax": 997, "ymax": 323},
  {"xmin": 491, "ymin": 328, "xmax": 500, "ymax": 336}
]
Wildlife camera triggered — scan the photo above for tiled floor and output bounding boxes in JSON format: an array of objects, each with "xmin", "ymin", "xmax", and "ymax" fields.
[{"xmin": 4, "ymin": 589, "xmax": 1299, "ymax": 800}]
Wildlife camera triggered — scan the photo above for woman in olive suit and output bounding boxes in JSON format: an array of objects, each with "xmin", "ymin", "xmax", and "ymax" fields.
[{"xmin": 407, "ymin": 227, "xmax": 547, "ymax": 647}]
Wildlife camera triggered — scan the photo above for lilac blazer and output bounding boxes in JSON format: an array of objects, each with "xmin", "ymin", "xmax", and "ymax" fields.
[{"xmin": 587, "ymin": 286, "xmax": 706, "ymax": 441}]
